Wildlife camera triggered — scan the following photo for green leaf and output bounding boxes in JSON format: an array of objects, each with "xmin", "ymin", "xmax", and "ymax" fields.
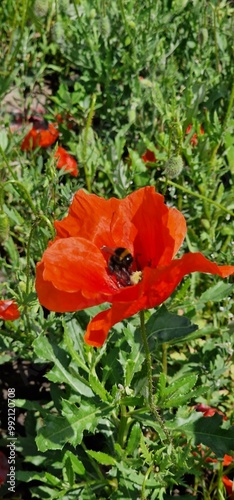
[
  {"xmin": 63, "ymin": 455, "xmax": 75, "ymax": 486},
  {"xmin": 158, "ymin": 374, "xmax": 199, "ymax": 408},
  {"xmin": 146, "ymin": 305, "xmax": 198, "ymax": 345},
  {"xmin": 16, "ymin": 470, "xmax": 61, "ymax": 486},
  {"xmin": 36, "ymin": 415, "xmax": 75, "ymax": 452},
  {"xmin": 63, "ymin": 450, "xmax": 85, "ymax": 476},
  {"xmin": 126, "ymin": 422, "xmax": 141, "ymax": 456},
  {"xmin": 176, "ymin": 413, "xmax": 234, "ymax": 457},
  {"xmin": 88, "ymin": 372, "xmax": 110, "ymax": 402},
  {"xmin": 63, "ymin": 319, "xmax": 90, "ymax": 374},
  {"xmin": 0, "ymin": 130, "xmax": 8, "ymax": 151},
  {"xmin": 119, "ymin": 396, "xmax": 144, "ymax": 407},
  {"xmin": 33, "ymin": 335, "xmax": 93, "ymax": 397},
  {"xmin": 86, "ymin": 450, "xmax": 116, "ymax": 466},
  {"xmin": 198, "ymin": 281, "xmax": 234, "ymax": 304},
  {"xmin": 60, "ymin": 399, "xmax": 112, "ymax": 447}
]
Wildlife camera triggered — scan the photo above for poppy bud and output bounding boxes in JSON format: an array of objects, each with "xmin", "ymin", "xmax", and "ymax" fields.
[
  {"xmin": 0, "ymin": 212, "xmax": 9, "ymax": 242},
  {"xmin": 163, "ymin": 154, "xmax": 183, "ymax": 179}
]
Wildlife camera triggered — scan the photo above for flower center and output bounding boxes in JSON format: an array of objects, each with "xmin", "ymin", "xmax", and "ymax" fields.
[{"xmin": 101, "ymin": 246, "xmax": 142, "ymax": 287}]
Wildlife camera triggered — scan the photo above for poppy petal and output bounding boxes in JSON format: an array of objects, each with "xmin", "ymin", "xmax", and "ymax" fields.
[
  {"xmin": 222, "ymin": 476, "xmax": 234, "ymax": 498},
  {"xmin": 38, "ymin": 123, "xmax": 59, "ymax": 147},
  {"xmin": 36, "ymin": 237, "xmax": 118, "ymax": 311},
  {"xmin": 141, "ymin": 252, "xmax": 234, "ymax": 309},
  {"xmin": 21, "ymin": 123, "xmax": 59, "ymax": 150},
  {"xmin": 84, "ymin": 300, "xmax": 147, "ymax": 347},
  {"xmin": 126, "ymin": 187, "xmax": 186, "ymax": 268},
  {"xmin": 84, "ymin": 252, "xmax": 234, "ymax": 346},
  {"xmin": 36, "ymin": 261, "xmax": 111, "ymax": 312},
  {"xmin": 223, "ymin": 455, "xmax": 233, "ymax": 466},
  {"xmin": 0, "ymin": 300, "xmax": 20, "ymax": 320},
  {"xmin": 54, "ymin": 146, "xmax": 78, "ymax": 177},
  {"xmin": 141, "ymin": 149, "xmax": 157, "ymax": 163},
  {"xmin": 21, "ymin": 128, "xmax": 39, "ymax": 150},
  {"xmin": 54, "ymin": 190, "xmax": 136, "ymax": 251}
]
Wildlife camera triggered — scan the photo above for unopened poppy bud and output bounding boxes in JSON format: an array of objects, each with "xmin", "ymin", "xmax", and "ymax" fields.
[
  {"xmin": 0, "ymin": 212, "xmax": 9, "ymax": 242},
  {"xmin": 163, "ymin": 155, "xmax": 183, "ymax": 179},
  {"xmin": 201, "ymin": 219, "xmax": 210, "ymax": 230}
]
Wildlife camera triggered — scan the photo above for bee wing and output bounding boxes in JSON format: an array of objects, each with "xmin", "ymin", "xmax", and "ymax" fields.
[{"xmin": 101, "ymin": 246, "xmax": 115, "ymax": 256}]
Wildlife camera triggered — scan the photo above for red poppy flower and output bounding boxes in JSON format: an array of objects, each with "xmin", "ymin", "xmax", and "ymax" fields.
[
  {"xmin": 21, "ymin": 123, "xmax": 59, "ymax": 150},
  {"xmin": 35, "ymin": 187, "xmax": 234, "ymax": 347},
  {"xmin": 223, "ymin": 476, "xmax": 234, "ymax": 499},
  {"xmin": 0, "ymin": 451, "xmax": 8, "ymax": 486},
  {"xmin": 141, "ymin": 149, "xmax": 157, "ymax": 163},
  {"xmin": 54, "ymin": 146, "xmax": 78, "ymax": 177},
  {"xmin": 0, "ymin": 300, "xmax": 20, "ymax": 320},
  {"xmin": 185, "ymin": 124, "xmax": 204, "ymax": 147}
]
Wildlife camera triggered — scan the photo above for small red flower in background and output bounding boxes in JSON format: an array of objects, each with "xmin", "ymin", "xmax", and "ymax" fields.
[
  {"xmin": 54, "ymin": 146, "xmax": 78, "ymax": 177},
  {"xmin": 0, "ymin": 300, "xmax": 20, "ymax": 320},
  {"xmin": 223, "ymin": 476, "xmax": 234, "ymax": 499},
  {"xmin": 21, "ymin": 122, "xmax": 59, "ymax": 151},
  {"xmin": 141, "ymin": 149, "xmax": 157, "ymax": 164},
  {"xmin": 0, "ymin": 451, "xmax": 9, "ymax": 486},
  {"xmin": 35, "ymin": 187, "xmax": 234, "ymax": 347},
  {"xmin": 185, "ymin": 124, "xmax": 204, "ymax": 147},
  {"xmin": 195, "ymin": 403, "xmax": 227, "ymax": 420}
]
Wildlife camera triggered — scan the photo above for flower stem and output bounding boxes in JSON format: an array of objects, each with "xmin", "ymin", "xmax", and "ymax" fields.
[
  {"xmin": 162, "ymin": 343, "xmax": 168, "ymax": 376},
  {"xmin": 82, "ymin": 94, "xmax": 96, "ymax": 193},
  {"xmin": 209, "ymin": 77, "xmax": 234, "ymax": 166},
  {"xmin": 166, "ymin": 179, "xmax": 234, "ymax": 217},
  {"xmin": 139, "ymin": 310, "xmax": 172, "ymax": 444}
]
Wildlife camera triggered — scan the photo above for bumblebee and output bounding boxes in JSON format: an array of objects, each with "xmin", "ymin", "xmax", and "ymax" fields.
[{"xmin": 102, "ymin": 246, "xmax": 133, "ymax": 287}]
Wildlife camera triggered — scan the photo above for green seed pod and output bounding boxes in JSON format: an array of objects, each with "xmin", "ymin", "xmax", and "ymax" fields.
[
  {"xmin": 0, "ymin": 212, "xmax": 9, "ymax": 242},
  {"xmin": 163, "ymin": 154, "xmax": 183, "ymax": 179},
  {"xmin": 201, "ymin": 218, "xmax": 210, "ymax": 230}
]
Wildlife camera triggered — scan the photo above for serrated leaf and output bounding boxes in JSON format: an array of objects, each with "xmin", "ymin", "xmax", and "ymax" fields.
[
  {"xmin": 126, "ymin": 422, "xmax": 141, "ymax": 456},
  {"xmin": 198, "ymin": 281, "xmax": 234, "ymax": 304},
  {"xmin": 63, "ymin": 319, "xmax": 90, "ymax": 374},
  {"xmin": 86, "ymin": 450, "xmax": 116, "ymax": 466},
  {"xmin": 64, "ymin": 455, "xmax": 75, "ymax": 486},
  {"xmin": 158, "ymin": 374, "xmax": 199, "ymax": 408},
  {"xmin": 147, "ymin": 305, "xmax": 198, "ymax": 345},
  {"xmin": 162, "ymin": 374, "xmax": 197, "ymax": 397},
  {"xmin": 88, "ymin": 372, "xmax": 109, "ymax": 402},
  {"xmin": 33, "ymin": 335, "xmax": 93, "ymax": 397},
  {"xmin": 63, "ymin": 450, "xmax": 85, "ymax": 476},
  {"xmin": 60, "ymin": 399, "xmax": 112, "ymax": 447},
  {"xmin": 3, "ymin": 204, "xmax": 25, "ymax": 225},
  {"xmin": 36, "ymin": 415, "xmax": 74, "ymax": 452},
  {"xmin": 139, "ymin": 432, "xmax": 152, "ymax": 463}
]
